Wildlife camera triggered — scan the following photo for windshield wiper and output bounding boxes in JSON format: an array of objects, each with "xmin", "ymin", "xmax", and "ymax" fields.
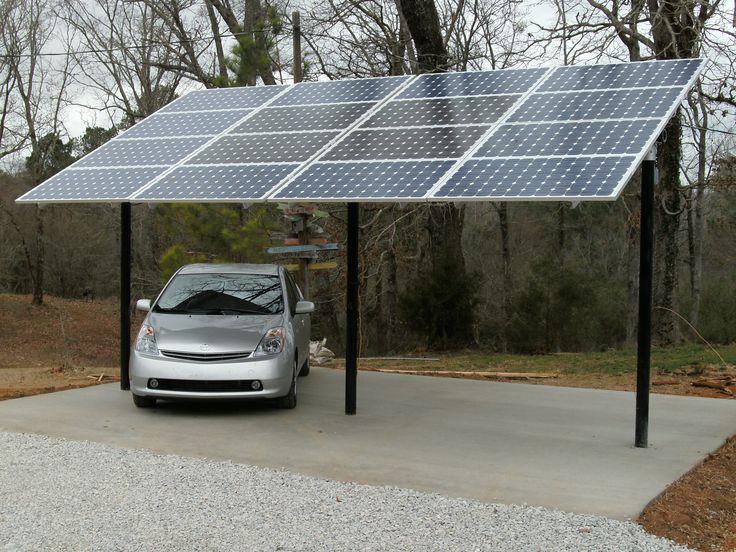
[
  {"xmin": 203, "ymin": 308, "xmax": 270, "ymax": 315},
  {"xmin": 153, "ymin": 306, "xmax": 190, "ymax": 314}
]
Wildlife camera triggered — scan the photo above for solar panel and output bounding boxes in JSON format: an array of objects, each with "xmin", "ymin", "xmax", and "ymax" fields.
[
  {"xmin": 398, "ymin": 68, "xmax": 548, "ymax": 98},
  {"xmin": 189, "ymin": 132, "xmax": 340, "ymax": 164},
  {"xmin": 158, "ymin": 85, "xmax": 288, "ymax": 113},
  {"xmin": 273, "ymin": 76, "xmax": 411, "ymax": 106},
  {"xmin": 474, "ymin": 120, "xmax": 661, "ymax": 158},
  {"xmin": 17, "ymin": 167, "xmax": 166, "ymax": 202},
  {"xmin": 272, "ymin": 161, "xmax": 456, "ymax": 201},
  {"xmin": 273, "ymin": 67, "xmax": 546, "ymax": 200},
  {"xmin": 538, "ymin": 59, "xmax": 703, "ymax": 92},
  {"xmin": 122, "ymin": 110, "xmax": 252, "ymax": 139},
  {"xmin": 231, "ymin": 103, "xmax": 374, "ymax": 133},
  {"xmin": 507, "ymin": 88, "xmax": 683, "ymax": 123},
  {"xmin": 75, "ymin": 137, "xmax": 210, "ymax": 168},
  {"xmin": 322, "ymin": 127, "xmax": 489, "ymax": 161},
  {"xmin": 16, "ymin": 59, "xmax": 706, "ymax": 205},
  {"xmin": 435, "ymin": 157, "xmax": 635, "ymax": 200},
  {"xmin": 361, "ymin": 96, "xmax": 519, "ymax": 128},
  {"xmin": 134, "ymin": 165, "xmax": 295, "ymax": 201},
  {"xmin": 431, "ymin": 59, "xmax": 704, "ymax": 201}
]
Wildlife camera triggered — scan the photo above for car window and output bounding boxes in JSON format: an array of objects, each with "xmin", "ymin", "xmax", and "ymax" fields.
[
  {"xmin": 153, "ymin": 273, "xmax": 283, "ymax": 315},
  {"xmin": 284, "ymin": 273, "xmax": 298, "ymax": 315}
]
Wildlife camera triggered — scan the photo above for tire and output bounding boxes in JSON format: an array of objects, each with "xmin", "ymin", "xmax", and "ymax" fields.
[
  {"xmin": 298, "ymin": 355, "xmax": 310, "ymax": 377},
  {"xmin": 132, "ymin": 393, "xmax": 156, "ymax": 408},
  {"xmin": 276, "ymin": 360, "xmax": 298, "ymax": 409}
]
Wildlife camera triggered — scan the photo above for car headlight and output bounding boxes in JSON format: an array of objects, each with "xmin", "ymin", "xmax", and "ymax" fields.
[
  {"xmin": 253, "ymin": 327, "xmax": 285, "ymax": 356},
  {"xmin": 135, "ymin": 324, "xmax": 160, "ymax": 356}
]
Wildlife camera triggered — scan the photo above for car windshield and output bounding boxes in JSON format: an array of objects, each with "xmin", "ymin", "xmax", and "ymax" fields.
[{"xmin": 153, "ymin": 273, "xmax": 283, "ymax": 315}]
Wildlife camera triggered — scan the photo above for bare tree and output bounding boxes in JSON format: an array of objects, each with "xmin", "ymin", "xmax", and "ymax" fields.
[
  {"xmin": 62, "ymin": 0, "xmax": 183, "ymax": 124},
  {"xmin": 0, "ymin": 0, "xmax": 76, "ymax": 304},
  {"xmin": 535, "ymin": 0, "xmax": 735, "ymax": 344}
]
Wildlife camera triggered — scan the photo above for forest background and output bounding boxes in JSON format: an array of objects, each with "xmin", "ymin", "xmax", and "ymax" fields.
[{"xmin": 0, "ymin": 0, "xmax": 734, "ymax": 356}]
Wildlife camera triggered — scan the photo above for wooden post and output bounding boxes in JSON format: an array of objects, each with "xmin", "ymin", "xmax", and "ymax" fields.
[{"xmin": 292, "ymin": 11, "xmax": 302, "ymax": 84}]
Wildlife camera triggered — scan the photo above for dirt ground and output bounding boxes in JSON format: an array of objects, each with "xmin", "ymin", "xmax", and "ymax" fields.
[{"xmin": 1, "ymin": 293, "xmax": 735, "ymax": 551}]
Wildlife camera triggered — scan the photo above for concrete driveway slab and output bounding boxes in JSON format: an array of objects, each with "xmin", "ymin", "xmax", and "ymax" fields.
[{"xmin": 1, "ymin": 367, "xmax": 734, "ymax": 519}]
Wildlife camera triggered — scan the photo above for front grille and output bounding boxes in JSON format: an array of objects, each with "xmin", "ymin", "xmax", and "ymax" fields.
[
  {"xmin": 160, "ymin": 350, "xmax": 252, "ymax": 362},
  {"xmin": 150, "ymin": 378, "xmax": 260, "ymax": 392}
]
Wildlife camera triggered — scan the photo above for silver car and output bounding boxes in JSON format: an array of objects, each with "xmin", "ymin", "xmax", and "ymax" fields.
[{"xmin": 130, "ymin": 263, "xmax": 313, "ymax": 409}]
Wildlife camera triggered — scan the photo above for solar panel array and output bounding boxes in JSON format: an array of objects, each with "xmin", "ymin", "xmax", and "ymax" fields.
[
  {"xmin": 17, "ymin": 59, "xmax": 704, "ymax": 204},
  {"xmin": 435, "ymin": 58, "xmax": 703, "ymax": 201}
]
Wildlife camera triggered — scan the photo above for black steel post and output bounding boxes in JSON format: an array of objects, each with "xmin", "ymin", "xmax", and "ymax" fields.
[
  {"xmin": 120, "ymin": 203, "xmax": 132, "ymax": 391},
  {"xmin": 345, "ymin": 203, "xmax": 359, "ymax": 415},
  {"xmin": 635, "ymin": 152, "xmax": 656, "ymax": 448}
]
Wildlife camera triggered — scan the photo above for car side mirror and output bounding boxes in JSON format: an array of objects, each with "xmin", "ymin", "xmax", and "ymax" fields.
[
  {"xmin": 294, "ymin": 300, "xmax": 314, "ymax": 314},
  {"xmin": 136, "ymin": 299, "xmax": 151, "ymax": 312}
]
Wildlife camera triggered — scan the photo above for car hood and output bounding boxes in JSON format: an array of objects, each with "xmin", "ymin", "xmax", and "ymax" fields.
[{"xmin": 147, "ymin": 312, "xmax": 284, "ymax": 354}]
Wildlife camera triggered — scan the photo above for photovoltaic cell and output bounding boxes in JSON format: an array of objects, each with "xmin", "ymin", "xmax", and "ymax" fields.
[
  {"xmin": 17, "ymin": 167, "xmax": 165, "ymax": 202},
  {"xmin": 122, "ymin": 110, "xmax": 252, "ymax": 139},
  {"xmin": 436, "ymin": 156, "xmax": 635, "ymax": 199},
  {"xmin": 273, "ymin": 160, "xmax": 456, "ymax": 200},
  {"xmin": 158, "ymin": 85, "xmax": 288, "ymax": 113},
  {"xmin": 362, "ymin": 96, "xmax": 520, "ymax": 128},
  {"xmin": 538, "ymin": 59, "xmax": 703, "ymax": 92},
  {"xmin": 15, "ymin": 58, "xmax": 706, "ymax": 205},
  {"xmin": 272, "ymin": 76, "xmax": 411, "ymax": 106},
  {"xmin": 398, "ymin": 68, "xmax": 548, "ymax": 99},
  {"xmin": 323, "ymin": 127, "xmax": 489, "ymax": 161},
  {"xmin": 134, "ymin": 165, "xmax": 296, "ymax": 201},
  {"xmin": 474, "ymin": 120, "xmax": 661, "ymax": 158},
  {"xmin": 75, "ymin": 137, "xmax": 210, "ymax": 167},
  {"xmin": 188, "ymin": 132, "xmax": 339, "ymax": 164},
  {"xmin": 508, "ymin": 88, "xmax": 683, "ymax": 122},
  {"xmin": 231, "ymin": 103, "xmax": 374, "ymax": 133}
]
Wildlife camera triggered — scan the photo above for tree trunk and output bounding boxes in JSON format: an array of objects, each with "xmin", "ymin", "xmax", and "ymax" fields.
[
  {"xmin": 32, "ymin": 206, "xmax": 44, "ymax": 305},
  {"xmin": 494, "ymin": 202, "xmax": 511, "ymax": 352},
  {"xmin": 382, "ymin": 246, "xmax": 398, "ymax": 352},
  {"xmin": 626, "ymin": 199, "xmax": 640, "ymax": 344},
  {"xmin": 396, "ymin": 0, "xmax": 418, "ymax": 74},
  {"xmin": 653, "ymin": 111, "xmax": 682, "ymax": 344},
  {"xmin": 397, "ymin": 0, "xmax": 448, "ymax": 72},
  {"xmin": 399, "ymin": 0, "xmax": 474, "ymax": 347},
  {"xmin": 426, "ymin": 203, "xmax": 474, "ymax": 346},
  {"xmin": 205, "ymin": 0, "xmax": 228, "ymax": 81},
  {"xmin": 688, "ymin": 89, "xmax": 708, "ymax": 330},
  {"xmin": 248, "ymin": 0, "xmax": 277, "ymax": 85},
  {"xmin": 557, "ymin": 204, "xmax": 566, "ymax": 266}
]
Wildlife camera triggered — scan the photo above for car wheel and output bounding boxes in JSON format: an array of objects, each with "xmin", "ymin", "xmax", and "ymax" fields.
[
  {"xmin": 132, "ymin": 393, "xmax": 156, "ymax": 408},
  {"xmin": 298, "ymin": 355, "xmax": 310, "ymax": 377},
  {"xmin": 276, "ymin": 360, "xmax": 298, "ymax": 409}
]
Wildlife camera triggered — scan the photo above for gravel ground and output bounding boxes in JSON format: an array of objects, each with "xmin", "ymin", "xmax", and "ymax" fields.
[{"xmin": 0, "ymin": 432, "xmax": 690, "ymax": 552}]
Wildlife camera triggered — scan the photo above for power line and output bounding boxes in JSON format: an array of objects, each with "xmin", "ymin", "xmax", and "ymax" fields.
[{"xmin": 0, "ymin": 28, "xmax": 277, "ymax": 60}]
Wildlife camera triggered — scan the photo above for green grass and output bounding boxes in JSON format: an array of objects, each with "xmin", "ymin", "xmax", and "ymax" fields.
[{"xmin": 367, "ymin": 343, "xmax": 736, "ymax": 376}]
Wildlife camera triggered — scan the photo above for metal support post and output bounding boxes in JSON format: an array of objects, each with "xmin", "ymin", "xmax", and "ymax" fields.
[
  {"xmin": 120, "ymin": 203, "xmax": 132, "ymax": 391},
  {"xmin": 635, "ymin": 149, "xmax": 656, "ymax": 448},
  {"xmin": 345, "ymin": 203, "xmax": 359, "ymax": 415}
]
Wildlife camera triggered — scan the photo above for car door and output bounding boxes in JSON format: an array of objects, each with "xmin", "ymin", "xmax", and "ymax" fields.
[{"xmin": 284, "ymin": 271, "xmax": 309, "ymax": 368}]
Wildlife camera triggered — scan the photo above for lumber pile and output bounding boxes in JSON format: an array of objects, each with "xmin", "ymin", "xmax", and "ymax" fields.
[{"xmin": 691, "ymin": 377, "xmax": 736, "ymax": 396}]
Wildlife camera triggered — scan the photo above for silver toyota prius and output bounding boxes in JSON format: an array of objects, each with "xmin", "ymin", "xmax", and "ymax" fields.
[{"xmin": 129, "ymin": 263, "xmax": 314, "ymax": 409}]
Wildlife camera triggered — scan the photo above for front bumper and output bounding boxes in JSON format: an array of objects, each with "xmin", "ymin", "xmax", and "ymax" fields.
[{"xmin": 130, "ymin": 350, "xmax": 292, "ymax": 400}]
